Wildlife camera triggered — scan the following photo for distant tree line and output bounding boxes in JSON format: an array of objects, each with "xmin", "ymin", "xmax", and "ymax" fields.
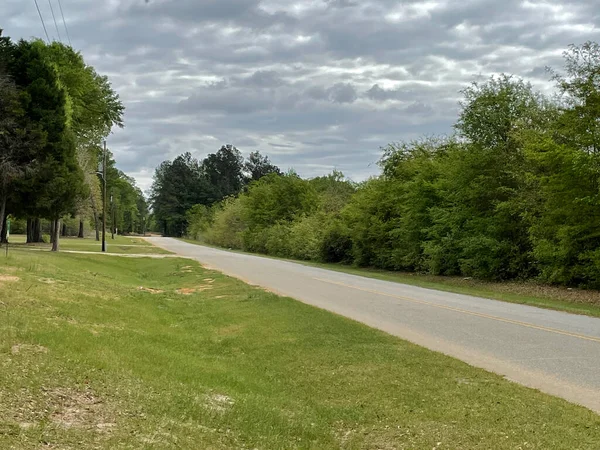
[
  {"xmin": 150, "ymin": 146, "xmax": 280, "ymax": 237},
  {"xmin": 151, "ymin": 41, "xmax": 600, "ymax": 288},
  {"xmin": 0, "ymin": 30, "xmax": 145, "ymax": 250}
]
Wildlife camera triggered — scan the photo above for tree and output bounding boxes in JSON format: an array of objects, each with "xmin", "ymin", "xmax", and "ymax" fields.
[
  {"xmin": 456, "ymin": 74, "xmax": 550, "ymax": 149},
  {"xmin": 202, "ymin": 145, "xmax": 245, "ymax": 201},
  {"xmin": 526, "ymin": 42, "xmax": 600, "ymax": 287},
  {"xmin": 0, "ymin": 36, "xmax": 29, "ymax": 240},
  {"xmin": 150, "ymin": 153, "xmax": 212, "ymax": 236},
  {"xmin": 42, "ymin": 42, "xmax": 124, "ymax": 242},
  {"xmin": 309, "ymin": 170, "xmax": 355, "ymax": 214},
  {"xmin": 9, "ymin": 39, "xmax": 87, "ymax": 251},
  {"xmin": 551, "ymin": 41, "xmax": 600, "ymax": 154},
  {"xmin": 244, "ymin": 151, "xmax": 281, "ymax": 182},
  {"xmin": 240, "ymin": 171, "xmax": 318, "ymax": 230}
]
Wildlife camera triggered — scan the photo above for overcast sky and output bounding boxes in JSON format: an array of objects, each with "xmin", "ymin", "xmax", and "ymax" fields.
[{"xmin": 2, "ymin": 0, "xmax": 599, "ymax": 190}]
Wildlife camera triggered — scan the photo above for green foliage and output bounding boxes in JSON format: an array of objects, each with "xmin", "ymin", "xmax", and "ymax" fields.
[
  {"xmin": 319, "ymin": 218, "xmax": 353, "ymax": 263},
  {"xmin": 241, "ymin": 172, "xmax": 318, "ymax": 230},
  {"xmin": 202, "ymin": 145, "xmax": 245, "ymax": 201},
  {"xmin": 151, "ymin": 147, "xmax": 282, "ymax": 237},
  {"xmin": 150, "ymin": 152, "xmax": 212, "ymax": 237},
  {"xmin": 204, "ymin": 198, "xmax": 245, "ymax": 249},
  {"xmin": 244, "ymin": 151, "xmax": 281, "ymax": 182},
  {"xmin": 179, "ymin": 41, "xmax": 600, "ymax": 289},
  {"xmin": 10, "ymin": 39, "xmax": 86, "ymax": 223},
  {"xmin": 186, "ymin": 204, "xmax": 213, "ymax": 241},
  {"xmin": 0, "ymin": 30, "xmax": 133, "ymax": 249},
  {"xmin": 276, "ymin": 214, "xmax": 324, "ymax": 261}
]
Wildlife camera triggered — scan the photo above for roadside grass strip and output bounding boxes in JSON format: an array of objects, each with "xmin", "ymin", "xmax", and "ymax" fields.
[{"xmin": 0, "ymin": 247, "xmax": 599, "ymax": 449}]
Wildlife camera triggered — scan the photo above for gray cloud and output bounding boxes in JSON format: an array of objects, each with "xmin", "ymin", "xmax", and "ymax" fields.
[
  {"xmin": 2, "ymin": 0, "xmax": 600, "ymax": 191},
  {"xmin": 328, "ymin": 83, "xmax": 358, "ymax": 104}
]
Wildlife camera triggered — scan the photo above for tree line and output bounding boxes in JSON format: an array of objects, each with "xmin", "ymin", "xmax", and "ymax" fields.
[
  {"xmin": 151, "ymin": 41, "xmax": 600, "ymax": 288},
  {"xmin": 150, "ymin": 146, "xmax": 280, "ymax": 237},
  {"xmin": 0, "ymin": 30, "xmax": 145, "ymax": 250}
]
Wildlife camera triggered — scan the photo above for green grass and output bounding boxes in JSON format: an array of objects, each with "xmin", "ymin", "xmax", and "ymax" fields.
[
  {"xmin": 7, "ymin": 234, "xmax": 171, "ymax": 255},
  {"xmin": 178, "ymin": 238, "xmax": 600, "ymax": 318},
  {"xmin": 0, "ymin": 248, "xmax": 600, "ymax": 449},
  {"xmin": 0, "ymin": 246, "xmax": 599, "ymax": 448}
]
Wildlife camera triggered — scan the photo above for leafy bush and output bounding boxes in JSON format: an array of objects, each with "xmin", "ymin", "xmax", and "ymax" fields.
[
  {"xmin": 204, "ymin": 198, "xmax": 245, "ymax": 249},
  {"xmin": 186, "ymin": 204, "xmax": 213, "ymax": 241},
  {"xmin": 320, "ymin": 219, "xmax": 353, "ymax": 263}
]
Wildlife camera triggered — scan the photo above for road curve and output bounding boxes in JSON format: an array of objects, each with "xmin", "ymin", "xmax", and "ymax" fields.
[{"xmin": 148, "ymin": 237, "xmax": 600, "ymax": 413}]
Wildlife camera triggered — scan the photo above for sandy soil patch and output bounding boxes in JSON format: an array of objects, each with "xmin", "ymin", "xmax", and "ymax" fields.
[
  {"xmin": 203, "ymin": 393, "xmax": 235, "ymax": 413},
  {"xmin": 176, "ymin": 285, "xmax": 213, "ymax": 295},
  {"xmin": 0, "ymin": 275, "xmax": 20, "ymax": 282},
  {"xmin": 49, "ymin": 387, "xmax": 114, "ymax": 431},
  {"xmin": 137, "ymin": 286, "xmax": 164, "ymax": 294},
  {"xmin": 11, "ymin": 344, "xmax": 48, "ymax": 355}
]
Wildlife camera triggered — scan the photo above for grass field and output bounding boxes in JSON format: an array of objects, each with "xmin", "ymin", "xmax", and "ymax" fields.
[
  {"xmin": 179, "ymin": 238, "xmax": 600, "ymax": 318},
  {"xmin": 0, "ymin": 245, "xmax": 599, "ymax": 449},
  {"xmin": 7, "ymin": 234, "xmax": 172, "ymax": 255}
]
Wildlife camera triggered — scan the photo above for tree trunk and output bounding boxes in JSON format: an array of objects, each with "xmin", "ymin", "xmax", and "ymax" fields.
[
  {"xmin": 50, "ymin": 220, "xmax": 55, "ymax": 244},
  {"xmin": 27, "ymin": 218, "xmax": 33, "ymax": 243},
  {"xmin": 0, "ymin": 195, "xmax": 6, "ymax": 244},
  {"xmin": 33, "ymin": 218, "xmax": 43, "ymax": 243},
  {"xmin": 51, "ymin": 219, "xmax": 60, "ymax": 252},
  {"xmin": 78, "ymin": 219, "xmax": 84, "ymax": 238},
  {"xmin": 90, "ymin": 194, "xmax": 100, "ymax": 241},
  {"xmin": 61, "ymin": 222, "xmax": 67, "ymax": 237},
  {"xmin": 0, "ymin": 216, "xmax": 7, "ymax": 245}
]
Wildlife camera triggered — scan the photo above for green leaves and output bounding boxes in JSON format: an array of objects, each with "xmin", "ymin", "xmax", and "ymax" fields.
[
  {"xmin": 151, "ymin": 148, "xmax": 283, "ymax": 237},
  {"xmin": 0, "ymin": 31, "xmax": 128, "ymax": 250},
  {"xmin": 175, "ymin": 41, "xmax": 600, "ymax": 288}
]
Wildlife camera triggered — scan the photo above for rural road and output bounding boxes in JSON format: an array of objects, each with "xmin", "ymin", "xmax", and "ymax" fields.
[{"xmin": 148, "ymin": 237, "xmax": 600, "ymax": 413}]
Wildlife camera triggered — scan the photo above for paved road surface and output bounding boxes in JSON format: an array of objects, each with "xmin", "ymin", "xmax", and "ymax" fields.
[{"xmin": 148, "ymin": 237, "xmax": 600, "ymax": 412}]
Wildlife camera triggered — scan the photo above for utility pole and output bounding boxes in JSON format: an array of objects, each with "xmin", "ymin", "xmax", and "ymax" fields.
[
  {"xmin": 111, "ymin": 194, "xmax": 115, "ymax": 240},
  {"xmin": 102, "ymin": 141, "xmax": 107, "ymax": 252}
]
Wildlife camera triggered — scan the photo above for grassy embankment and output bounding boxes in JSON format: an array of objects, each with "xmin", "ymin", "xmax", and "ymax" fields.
[
  {"xmin": 179, "ymin": 238, "xmax": 600, "ymax": 318},
  {"xmin": 7, "ymin": 234, "xmax": 171, "ymax": 255},
  {"xmin": 0, "ymin": 241, "xmax": 599, "ymax": 449}
]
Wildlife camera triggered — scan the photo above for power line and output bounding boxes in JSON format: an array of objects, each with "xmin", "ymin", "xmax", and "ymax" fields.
[
  {"xmin": 56, "ymin": 0, "xmax": 72, "ymax": 46},
  {"xmin": 33, "ymin": 0, "xmax": 50, "ymax": 42},
  {"xmin": 46, "ymin": 0, "xmax": 62, "ymax": 42}
]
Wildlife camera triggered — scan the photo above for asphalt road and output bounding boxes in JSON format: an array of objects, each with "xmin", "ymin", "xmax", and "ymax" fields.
[{"xmin": 149, "ymin": 237, "xmax": 600, "ymax": 413}]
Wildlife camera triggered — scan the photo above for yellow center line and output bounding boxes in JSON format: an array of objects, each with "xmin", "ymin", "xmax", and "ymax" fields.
[{"xmin": 313, "ymin": 277, "xmax": 600, "ymax": 344}]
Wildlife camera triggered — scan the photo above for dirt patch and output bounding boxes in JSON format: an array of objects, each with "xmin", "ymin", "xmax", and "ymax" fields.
[
  {"xmin": 11, "ymin": 344, "xmax": 48, "ymax": 355},
  {"xmin": 38, "ymin": 277, "xmax": 60, "ymax": 284},
  {"xmin": 0, "ymin": 275, "xmax": 20, "ymax": 282},
  {"xmin": 175, "ymin": 285, "xmax": 213, "ymax": 295},
  {"xmin": 215, "ymin": 295, "xmax": 228, "ymax": 299},
  {"xmin": 204, "ymin": 393, "xmax": 234, "ymax": 413},
  {"xmin": 48, "ymin": 387, "xmax": 112, "ymax": 430},
  {"xmin": 203, "ymin": 278, "xmax": 215, "ymax": 283},
  {"xmin": 137, "ymin": 286, "xmax": 164, "ymax": 294},
  {"xmin": 176, "ymin": 288, "xmax": 196, "ymax": 295}
]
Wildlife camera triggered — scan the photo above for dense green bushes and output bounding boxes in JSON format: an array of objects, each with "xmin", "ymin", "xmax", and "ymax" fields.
[{"xmin": 181, "ymin": 42, "xmax": 600, "ymax": 289}]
